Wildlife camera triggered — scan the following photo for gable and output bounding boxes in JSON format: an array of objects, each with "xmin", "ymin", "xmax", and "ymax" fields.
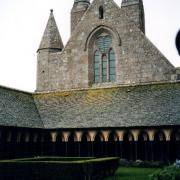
[{"xmin": 39, "ymin": 0, "xmax": 175, "ymax": 92}]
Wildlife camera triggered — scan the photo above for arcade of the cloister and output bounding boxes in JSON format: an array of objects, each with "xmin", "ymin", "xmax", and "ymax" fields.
[{"xmin": 0, "ymin": 127, "xmax": 179, "ymax": 162}]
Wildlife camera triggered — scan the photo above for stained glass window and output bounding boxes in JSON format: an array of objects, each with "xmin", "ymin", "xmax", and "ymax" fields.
[{"xmin": 93, "ymin": 35, "xmax": 116, "ymax": 83}]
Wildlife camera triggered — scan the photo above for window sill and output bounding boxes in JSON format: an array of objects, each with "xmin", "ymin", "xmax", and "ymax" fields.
[{"xmin": 92, "ymin": 81, "xmax": 117, "ymax": 88}]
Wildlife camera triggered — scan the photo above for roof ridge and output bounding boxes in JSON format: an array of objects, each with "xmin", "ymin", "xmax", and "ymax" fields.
[{"xmin": 33, "ymin": 80, "xmax": 180, "ymax": 95}]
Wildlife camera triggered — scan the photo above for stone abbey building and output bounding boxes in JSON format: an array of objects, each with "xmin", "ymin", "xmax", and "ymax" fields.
[{"xmin": 0, "ymin": 0, "xmax": 180, "ymax": 162}]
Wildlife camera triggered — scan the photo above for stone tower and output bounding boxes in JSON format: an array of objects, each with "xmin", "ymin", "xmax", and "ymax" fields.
[
  {"xmin": 121, "ymin": 0, "xmax": 145, "ymax": 33},
  {"xmin": 71, "ymin": 0, "xmax": 90, "ymax": 33},
  {"xmin": 36, "ymin": 10, "xmax": 64, "ymax": 91}
]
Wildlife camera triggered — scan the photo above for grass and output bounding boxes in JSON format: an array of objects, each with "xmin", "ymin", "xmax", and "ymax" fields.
[{"xmin": 104, "ymin": 167, "xmax": 160, "ymax": 180}]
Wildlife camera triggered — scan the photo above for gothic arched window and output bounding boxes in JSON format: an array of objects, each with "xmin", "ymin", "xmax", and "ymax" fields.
[{"xmin": 93, "ymin": 35, "xmax": 116, "ymax": 83}]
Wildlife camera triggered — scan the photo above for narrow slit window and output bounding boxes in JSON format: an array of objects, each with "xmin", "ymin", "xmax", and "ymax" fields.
[
  {"xmin": 99, "ymin": 6, "xmax": 104, "ymax": 19},
  {"xmin": 94, "ymin": 51, "xmax": 100, "ymax": 83}
]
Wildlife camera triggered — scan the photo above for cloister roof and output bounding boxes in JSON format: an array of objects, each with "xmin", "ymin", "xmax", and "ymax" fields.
[{"xmin": 0, "ymin": 82, "xmax": 180, "ymax": 129}]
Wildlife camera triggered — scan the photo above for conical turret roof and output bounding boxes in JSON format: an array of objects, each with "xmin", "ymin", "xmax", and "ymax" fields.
[{"xmin": 38, "ymin": 9, "xmax": 64, "ymax": 52}]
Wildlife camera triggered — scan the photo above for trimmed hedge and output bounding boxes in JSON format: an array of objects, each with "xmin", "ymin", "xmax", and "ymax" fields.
[
  {"xmin": 119, "ymin": 159, "xmax": 165, "ymax": 168},
  {"xmin": 0, "ymin": 157, "xmax": 119, "ymax": 180},
  {"xmin": 19, "ymin": 157, "xmax": 94, "ymax": 162}
]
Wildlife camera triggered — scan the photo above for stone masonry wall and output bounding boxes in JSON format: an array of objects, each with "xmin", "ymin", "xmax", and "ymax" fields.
[
  {"xmin": 37, "ymin": 0, "xmax": 175, "ymax": 92},
  {"xmin": 122, "ymin": 1, "xmax": 145, "ymax": 33}
]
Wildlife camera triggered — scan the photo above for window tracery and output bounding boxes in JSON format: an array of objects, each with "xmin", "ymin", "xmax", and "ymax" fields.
[{"xmin": 93, "ymin": 35, "xmax": 116, "ymax": 83}]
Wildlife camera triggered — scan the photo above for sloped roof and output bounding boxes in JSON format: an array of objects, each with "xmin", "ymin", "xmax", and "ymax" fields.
[
  {"xmin": 38, "ymin": 10, "xmax": 64, "ymax": 51},
  {"xmin": 0, "ymin": 86, "xmax": 43, "ymax": 128},
  {"xmin": 33, "ymin": 82, "xmax": 180, "ymax": 129}
]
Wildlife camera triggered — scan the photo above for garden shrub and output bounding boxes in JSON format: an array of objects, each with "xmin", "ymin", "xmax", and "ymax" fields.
[{"xmin": 149, "ymin": 165, "xmax": 180, "ymax": 180}]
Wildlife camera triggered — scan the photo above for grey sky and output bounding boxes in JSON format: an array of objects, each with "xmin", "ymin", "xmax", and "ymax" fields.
[{"xmin": 0, "ymin": 0, "xmax": 180, "ymax": 91}]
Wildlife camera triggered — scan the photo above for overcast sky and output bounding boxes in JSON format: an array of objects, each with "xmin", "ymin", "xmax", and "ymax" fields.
[{"xmin": 0, "ymin": 0, "xmax": 180, "ymax": 92}]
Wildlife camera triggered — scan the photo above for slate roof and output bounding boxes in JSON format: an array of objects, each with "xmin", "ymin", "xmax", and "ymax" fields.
[
  {"xmin": 38, "ymin": 10, "xmax": 64, "ymax": 52},
  {"xmin": 33, "ymin": 82, "xmax": 180, "ymax": 129},
  {"xmin": 0, "ymin": 82, "xmax": 180, "ymax": 129},
  {"xmin": 0, "ymin": 86, "xmax": 43, "ymax": 128}
]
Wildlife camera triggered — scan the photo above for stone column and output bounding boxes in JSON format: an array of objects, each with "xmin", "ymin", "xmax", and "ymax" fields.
[
  {"xmin": 147, "ymin": 130, "xmax": 155, "ymax": 161},
  {"xmin": 51, "ymin": 132, "xmax": 57, "ymax": 155},
  {"xmin": 163, "ymin": 129, "xmax": 172, "ymax": 162},
  {"xmin": 89, "ymin": 131, "xmax": 96, "ymax": 157},
  {"xmin": 62, "ymin": 132, "xmax": 70, "ymax": 156},
  {"xmin": 75, "ymin": 131, "xmax": 83, "ymax": 157},
  {"xmin": 102, "ymin": 131, "xmax": 110, "ymax": 157},
  {"xmin": 131, "ymin": 130, "xmax": 140, "ymax": 160},
  {"xmin": 116, "ymin": 130, "xmax": 125, "ymax": 158}
]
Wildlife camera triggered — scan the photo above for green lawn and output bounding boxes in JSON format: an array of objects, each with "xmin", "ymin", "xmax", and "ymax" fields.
[{"xmin": 104, "ymin": 167, "xmax": 160, "ymax": 180}]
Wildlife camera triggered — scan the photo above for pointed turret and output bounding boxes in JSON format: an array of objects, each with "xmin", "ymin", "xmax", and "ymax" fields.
[
  {"xmin": 121, "ymin": 0, "xmax": 145, "ymax": 33},
  {"xmin": 36, "ymin": 10, "xmax": 63, "ymax": 92},
  {"xmin": 71, "ymin": 0, "xmax": 90, "ymax": 33},
  {"xmin": 38, "ymin": 9, "xmax": 64, "ymax": 52}
]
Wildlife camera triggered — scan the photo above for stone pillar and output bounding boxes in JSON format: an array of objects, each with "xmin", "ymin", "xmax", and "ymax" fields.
[
  {"xmin": 102, "ymin": 131, "xmax": 110, "ymax": 156},
  {"xmin": 116, "ymin": 130, "xmax": 124, "ymax": 141},
  {"xmin": 131, "ymin": 130, "xmax": 140, "ymax": 160},
  {"xmin": 89, "ymin": 131, "xmax": 96, "ymax": 157},
  {"xmin": 116, "ymin": 130, "xmax": 125, "ymax": 158},
  {"xmin": 33, "ymin": 133, "xmax": 38, "ymax": 143},
  {"xmin": 163, "ymin": 129, "xmax": 172, "ymax": 162},
  {"xmin": 25, "ymin": 132, "xmax": 30, "ymax": 143},
  {"xmin": 75, "ymin": 131, "xmax": 83, "ymax": 157},
  {"xmin": 32, "ymin": 133, "xmax": 38, "ymax": 156},
  {"xmin": 147, "ymin": 129, "xmax": 155, "ymax": 161},
  {"xmin": 17, "ymin": 132, "xmax": 21, "ymax": 143},
  {"xmin": 62, "ymin": 132, "xmax": 70, "ymax": 156},
  {"xmin": 51, "ymin": 132, "xmax": 57, "ymax": 143},
  {"xmin": 7, "ymin": 131, "xmax": 12, "ymax": 143},
  {"xmin": 51, "ymin": 132, "xmax": 57, "ymax": 155},
  {"xmin": 24, "ymin": 132, "xmax": 30, "ymax": 157},
  {"xmin": 6, "ymin": 131, "xmax": 12, "ymax": 159}
]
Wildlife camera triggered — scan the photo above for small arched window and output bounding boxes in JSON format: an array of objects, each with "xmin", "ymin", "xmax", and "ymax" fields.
[
  {"xmin": 93, "ymin": 35, "xmax": 116, "ymax": 83},
  {"xmin": 99, "ymin": 6, "xmax": 104, "ymax": 19}
]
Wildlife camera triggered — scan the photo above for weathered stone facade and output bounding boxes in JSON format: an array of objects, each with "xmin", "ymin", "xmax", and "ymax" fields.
[
  {"xmin": 36, "ymin": 0, "xmax": 175, "ymax": 92},
  {"xmin": 71, "ymin": 0, "xmax": 90, "ymax": 33},
  {"xmin": 121, "ymin": 0, "xmax": 145, "ymax": 33}
]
